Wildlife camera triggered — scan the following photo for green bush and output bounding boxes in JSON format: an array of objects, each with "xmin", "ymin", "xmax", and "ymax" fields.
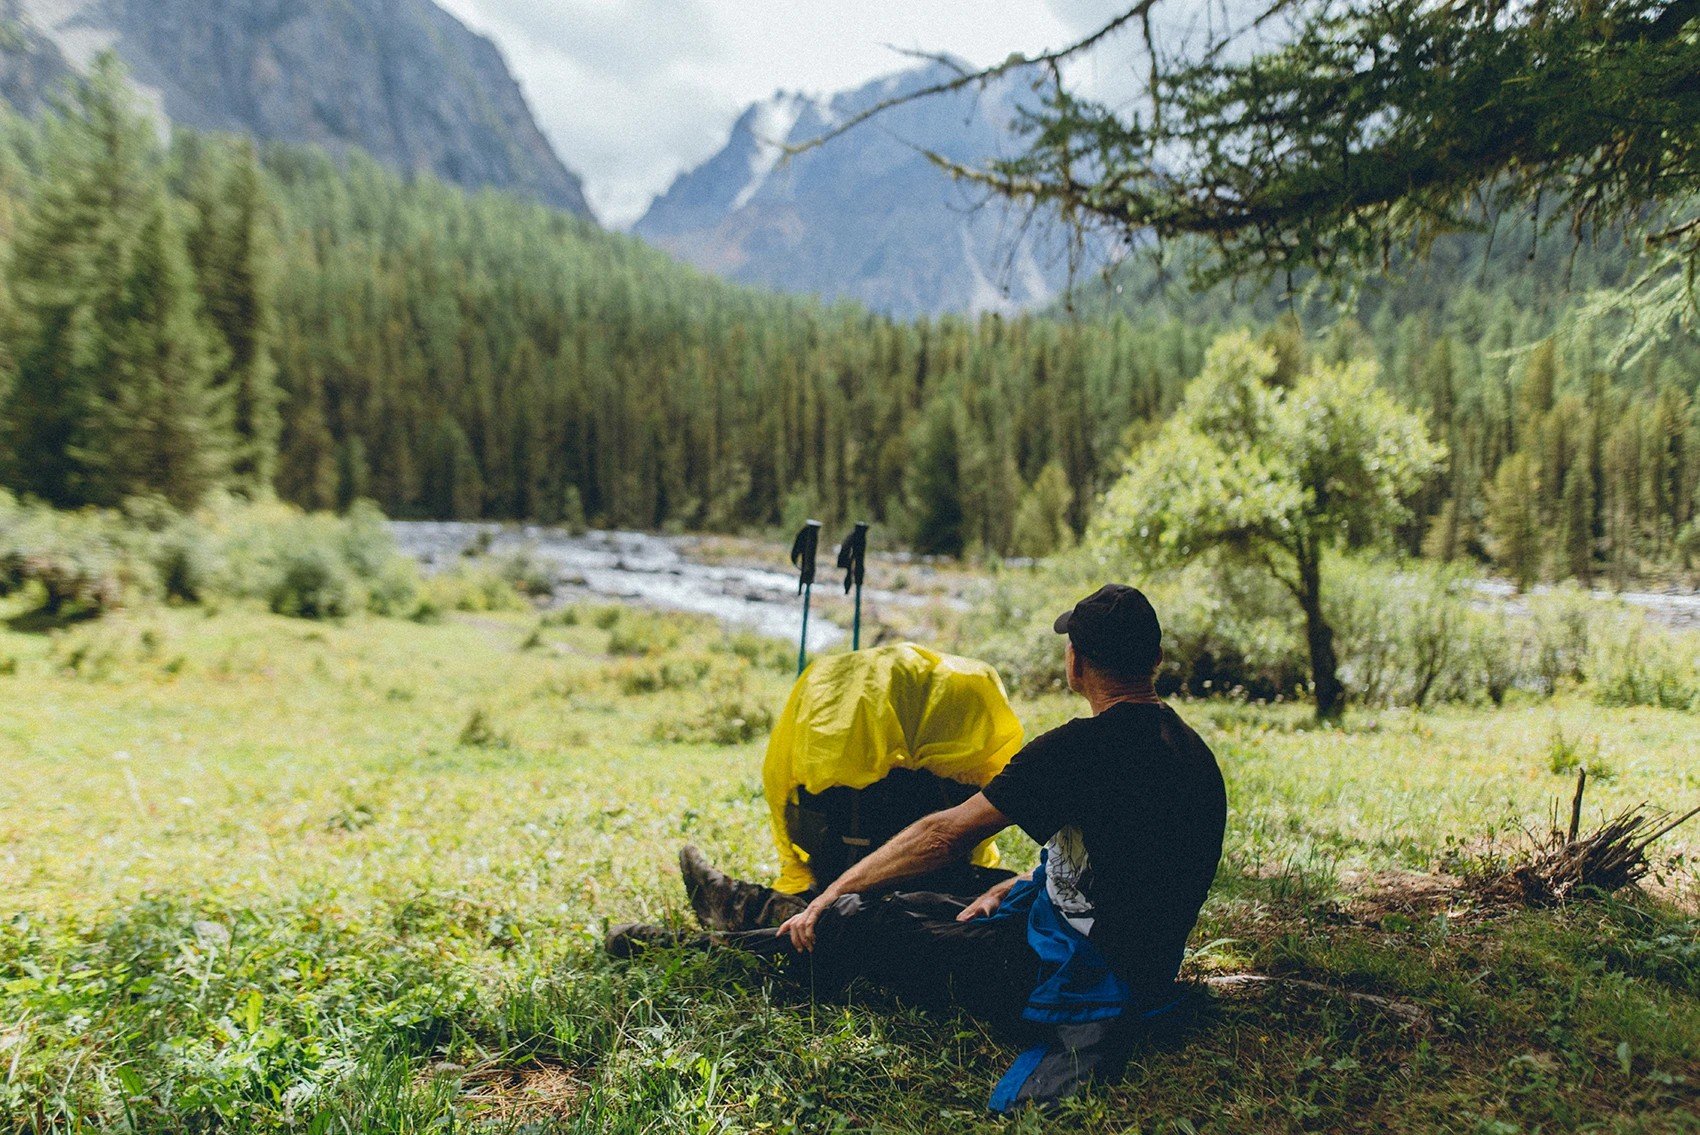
[
  {"xmin": 604, "ymin": 608, "xmax": 719, "ymax": 658},
  {"xmin": 716, "ymin": 630, "xmax": 794, "ymax": 673},
  {"xmin": 0, "ymin": 496, "xmax": 127, "ymax": 616},
  {"xmin": 1590, "ymin": 618, "xmax": 1699, "ymax": 710},
  {"xmin": 215, "ymin": 505, "xmax": 420, "ymax": 621},
  {"xmin": 611, "ymin": 654, "xmax": 713, "ymax": 695},
  {"xmin": 1524, "ymin": 585, "xmax": 1596, "ymax": 695},
  {"xmin": 962, "ymin": 552, "xmax": 1308, "ymax": 700},
  {"xmin": 651, "ymin": 682, "xmax": 776, "ymax": 745},
  {"xmin": 268, "ymin": 539, "xmax": 361, "ymax": 619},
  {"xmin": 417, "ymin": 566, "xmax": 528, "ymax": 614},
  {"xmin": 497, "ymin": 548, "xmax": 556, "ymax": 598},
  {"xmin": 1329, "ymin": 560, "xmax": 1493, "ymax": 708},
  {"xmin": 0, "ymin": 495, "xmax": 425, "ymax": 622},
  {"xmin": 961, "ymin": 549, "xmax": 1700, "ymax": 714}
]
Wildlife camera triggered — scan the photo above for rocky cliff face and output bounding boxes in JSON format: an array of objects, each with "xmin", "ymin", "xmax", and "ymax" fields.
[
  {"xmin": 3, "ymin": 0, "xmax": 590, "ymax": 216},
  {"xmin": 634, "ymin": 61, "xmax": 1071, "ymax": 318},
  {"xmin": 0, "ymin": 1, "xmax": 72, "ymax": 113}
]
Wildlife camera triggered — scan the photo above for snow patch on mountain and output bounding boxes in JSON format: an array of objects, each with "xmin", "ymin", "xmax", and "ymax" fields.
[
  {"xmin": 17, "ymin": 0, "xmax": 167, "ymax": 124},
  {"xmin": 730, "ymin": 93, "xmax": 808, "ymax": 211},
  {"xmin": 633, "ymin": 59, "xmax": 1080, "ymax": 318},
  {"xmin": 961, "ymin": 225, "xmax": 1016, "ymax": 316}
]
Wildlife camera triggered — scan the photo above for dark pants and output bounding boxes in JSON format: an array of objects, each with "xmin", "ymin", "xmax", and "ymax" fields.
[
  {"xmin": 674, "ymin": 869, "xmax": 1171, "ymax": 1111},
  {"xmin": 802, "ymin": 888, "xmax": 1039, "ymax": 1030},
  {"xmin": 716, "ymin": 886, "xmax": 1161, "ymax": 1112},
  {"xmin": 710, "ymin": 863, "xmax": 1019, "ymax": 934}
]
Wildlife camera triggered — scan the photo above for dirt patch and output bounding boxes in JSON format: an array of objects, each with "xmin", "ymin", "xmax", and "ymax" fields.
[
  {"xmin": 1341, "ymin": 868, "xmax": 1467, "ymax": 925},
  {"xmin": 428, "ymin": 1058, "xmax": 589, "ymax": 1123}
]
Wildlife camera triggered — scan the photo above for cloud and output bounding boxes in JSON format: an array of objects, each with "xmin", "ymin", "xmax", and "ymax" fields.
[
  {"xmin": 447, "ymin": 0, "xmax": 721, "ymax": 79},
  {"xmin": 436, "ymin": 0, "xmax": 1080, "ymax": 227}
]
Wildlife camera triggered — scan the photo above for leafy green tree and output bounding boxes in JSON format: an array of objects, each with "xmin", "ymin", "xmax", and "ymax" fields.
[
  {"xmin": 1011, "ymin": 460, "xmax": 1074, "ymax": 558},
  {"xmin": 1094, "ymin": 330, "xmax": 1443, "ymax": 718}
]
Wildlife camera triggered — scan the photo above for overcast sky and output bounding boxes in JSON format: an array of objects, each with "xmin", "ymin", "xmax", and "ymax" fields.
[{"xmin": 433, "ymin": 0, "xmax": 1136, "ymax": 226}]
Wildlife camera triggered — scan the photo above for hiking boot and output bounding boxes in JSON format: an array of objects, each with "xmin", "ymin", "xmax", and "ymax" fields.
[
  {"xmin": 680, "ymin": 844, "xmax": 741, "ymax": 931},
  {"xmin": 680, "ymin": 845, "xmax": 808, "ymax": 930},
  {"xmin": 603, "ymin": 922, "xmax": 694, "ymax": 958}
]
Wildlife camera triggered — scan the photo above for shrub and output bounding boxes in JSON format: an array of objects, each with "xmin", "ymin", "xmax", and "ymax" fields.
[
  {"xmin": 611, "ymin": 654, "xmax": 713, "ymax": 695},
  {"xmin": 1590, "ymin": 618, "xmax": 1699, "ymax": 710},
  {"xmin": 1546, "ymin": 727, "xmax": 1598, "ymax": 774},
  {"xmin": 497, "ymin": 548, "xmax": 556, "ymax": 599},
  {"xmin": 960, "ymin": 550, "xmax": 1673, "ymax": 712},
  {"xmin": 1525, "ymin": 585, "xmax": 1596, "ymax": 695},
  {"xmin": 962, "ymin": 552, "xmax": 1309, "ymax": 700},
  {"xmin": 1329, "ymin": 560, "xmax": 1488, "ymax": 708},
  {"xmin": 418, "ymin": 566, "xmax": 527, "ymax": 614},
  {"xmin": 0, "ymin": 495, "xmax": 423, "ymax": 622},
  {"xmin": 1461, "ymin": 610, "xmax": 1520, "ymax": 707},
  {"xmin": 0, "ymin": 501, "xmax": 126, "ymax": 617},
  {"xmin": 268, "ymin": 538, "xmax": 361, "ymax": 619},
  {"xmin": 605, "ymin": 609, "xmax": 718, "ymax": 658},
  {"xmin": 716, "ymin": 630, "xmax": 794, "ymax": 673},
  {"xmin": 652, "ymin": 684, "xmax": 776, "ymax": 745},
  {"xmin": 457, "ymin": 708, "xmax": 509, "ymax": 749},
  {"xmin": 149, "ymin": 524, "xmax": 220, "ymax": 604}
]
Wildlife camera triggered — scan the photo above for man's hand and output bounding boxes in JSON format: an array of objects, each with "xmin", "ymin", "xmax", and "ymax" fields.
[
  {"xmin": 778, "ymin": 892, "xmax": 837, "ymax": 952},
  {"xmin": 775, "ymin": 793, "xmax": 1014, "ymax": 951},
  {"xmin": 955, "ymin": 873, "xmax": 1024, "ymax": 922}
]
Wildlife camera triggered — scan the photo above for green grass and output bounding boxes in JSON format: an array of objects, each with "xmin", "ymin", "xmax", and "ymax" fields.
[{"xmin": 2, "ymin": 600, "xmax": 1696, "ymax": 1132}]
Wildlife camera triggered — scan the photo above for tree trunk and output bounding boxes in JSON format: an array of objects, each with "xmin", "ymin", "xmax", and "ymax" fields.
[{"xmin": 1298, "ymin": 551, "xmax": 1344, "ymax": 720}]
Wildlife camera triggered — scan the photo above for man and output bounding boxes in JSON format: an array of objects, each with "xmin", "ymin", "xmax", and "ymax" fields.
[{"xmin": 617, "ymin": 585, "xmax": 1227, "ymax": 1113}]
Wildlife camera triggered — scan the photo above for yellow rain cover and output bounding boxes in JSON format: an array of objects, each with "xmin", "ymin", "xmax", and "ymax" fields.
[{"xmin": 763, "ymin": 642, "xmax": 1024, "ymax": 894}]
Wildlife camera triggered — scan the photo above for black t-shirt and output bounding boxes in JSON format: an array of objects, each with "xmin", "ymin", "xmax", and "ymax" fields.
[{"xmin": 981, "ymin": 701, "xmax": 1226, "ymax": 995}]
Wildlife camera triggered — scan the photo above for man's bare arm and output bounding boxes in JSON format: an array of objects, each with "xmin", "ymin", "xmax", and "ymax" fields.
[{"xmin": 778, "ymin": 792, "xmax": 1012, "ymax": 951}]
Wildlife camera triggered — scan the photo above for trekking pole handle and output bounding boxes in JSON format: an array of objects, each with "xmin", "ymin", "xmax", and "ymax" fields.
[
  {"xmin": 790, "ymin": 520, "xmax": 822, "ymax": 595},
  {"xmin": 836, "ymin": 522, "xmax": 868, "ymax": 594}
]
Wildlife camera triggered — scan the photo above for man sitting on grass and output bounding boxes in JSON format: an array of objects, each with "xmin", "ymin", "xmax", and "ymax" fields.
[{"xmin": 609, "ymin": 585, "xmax": 1227, "ymax": 1113}]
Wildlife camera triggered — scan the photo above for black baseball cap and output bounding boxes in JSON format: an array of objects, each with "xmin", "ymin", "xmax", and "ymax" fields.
[{"xmin": 1053, "ymin": 584, "xmax": 1162, "ymax": 677}]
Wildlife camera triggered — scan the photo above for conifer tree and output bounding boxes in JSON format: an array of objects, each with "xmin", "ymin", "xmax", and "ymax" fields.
[
  {"xmin": 2, "ymin": 55, "xmax": 160, "ymax": 505},
  {"xmin": 907, "ymin": 400, "xmax": 965, "ymax": 556},
  {"xmin": 1486, "ymin": 452, "xmax": 1543, "ymax": 592},
  {"xmin": 277, "ymin": 360, "xmax": 338, "ymax": 510},
  {"xmin": 184, "ymin": 139, "xmax": 280, "ymax": 495},
  {"xmin": 1560, "ymin": 462, "xmax": 1596, "ymax": 584},
  {"xmin": 71, "ymin": 194, "xmax": 228, "ymax": 507}
]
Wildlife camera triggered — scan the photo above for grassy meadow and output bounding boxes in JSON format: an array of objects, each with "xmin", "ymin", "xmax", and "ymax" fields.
[{"xmin": 3, "ymin": 596, "xmax": 1698, "ymax": 1132}]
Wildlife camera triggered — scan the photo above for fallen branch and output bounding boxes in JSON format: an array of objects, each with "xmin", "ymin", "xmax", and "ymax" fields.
[
  {"xmin": 1200, "ymin": 974, "xmax": 1430, "ymax": 1026},
  {"xmin": 1480, "ymin": 772, "xmax": 1700, "ymax": 907}
]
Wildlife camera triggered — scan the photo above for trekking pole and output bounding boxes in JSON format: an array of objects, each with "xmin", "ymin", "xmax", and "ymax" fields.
[
  {"xmin": 836, "ymin": 522, "xmax": 869, "ymax": 651},
  {"xmin": 790, "ymin": 520, "xmax": 822, "ymax": 675}
]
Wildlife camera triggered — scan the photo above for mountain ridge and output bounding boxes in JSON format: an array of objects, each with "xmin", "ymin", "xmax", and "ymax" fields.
[
  {"xmin": 635, "ymin": 61, "xmax": 1073, "ymax": 318},
  {"xmin": 0, "ymin": 0, "xmax": 591, "ymax": 216}
]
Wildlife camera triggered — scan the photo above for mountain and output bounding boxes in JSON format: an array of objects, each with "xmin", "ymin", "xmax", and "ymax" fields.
[
  {"xmin": 634, "ymin": 61, "xmax": 1071, "ymax": 318},
  {"xmin": 0, "ymin": 0, "xmax": 590, "ymax": 216}
]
